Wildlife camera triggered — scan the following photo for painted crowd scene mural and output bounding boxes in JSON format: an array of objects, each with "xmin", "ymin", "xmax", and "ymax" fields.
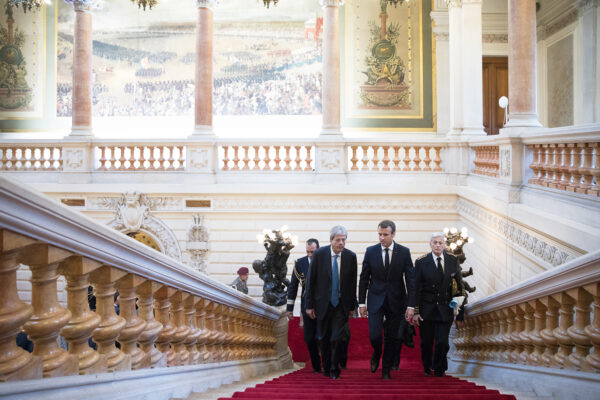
[{"xmin": 56, "ymin": 0, "xmax": 323, "ymax": 117}]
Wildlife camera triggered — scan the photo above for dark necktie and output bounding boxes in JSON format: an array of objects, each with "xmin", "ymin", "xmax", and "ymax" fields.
[
  {"xmin": 384, "ymin": 247, "xmax": 390, "ymax": 271},
  {"xmin": 331, "ymin": 254, "xmax": 339, "ymax": 307},
  {"xmin": 436, "ymin": 256, "xmax": 443, "ymax": 279}
]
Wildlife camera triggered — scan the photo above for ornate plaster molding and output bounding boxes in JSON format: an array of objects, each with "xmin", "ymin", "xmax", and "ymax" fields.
[
  {"xmin": 320, "ymin": 0, "xmax": 344, "ymax": 7},
  {"xmin": 539, "ymin": 8, "xmax": 579, "ymax": 40},
  {"xmin": 457, "ymin": 199, "xmax": 578, "ymax": 266},
  {"xmin": 88, "ymin": 196, "xmax": 181, "ymax": 211},
  {"xmin": 446, "ymin": 0, "xmax": 462, "ymax": 9},
  {"xmin": 482, "ymin": 33, "xmax": 508, "ymax": 43},
  {"xmin": 213, "ymin": 198, "xmax": 457, "ymax": 211},
  {"xmin": 105, "ymin": 191, "xmax": 182, "ymax": 261},
  {"xmin": 577, "ymin": 0, "xmax": 600, "ymax": 13},
  {"xmin": 433, "ymin": 32, "xmax": 450, "ymax": 41}
]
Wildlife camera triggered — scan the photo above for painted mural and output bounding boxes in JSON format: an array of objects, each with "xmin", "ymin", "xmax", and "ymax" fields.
[
  {"xmin": 56, "ymin": 0, "xmax": 322, "ymax": 117},
  {"xmin": 0, "ymin": 1, "xmax": 43, "ymax": 118},
  {"xmin": 344, "ymin": 0, "xmax": 434, "ymax": 129}
]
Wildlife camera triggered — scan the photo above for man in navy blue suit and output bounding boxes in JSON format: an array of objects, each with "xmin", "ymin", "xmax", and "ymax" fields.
[
  {"xmin": 287, "ymin": 238, "xmax": 322, "ymax": 373},
  {"xmin": 306, "ymin": 226, "xmax": 358, "ymax": 379},
  {"xmin": 359, "ymin": 220, "xmax": 415, "ymax": 379}
]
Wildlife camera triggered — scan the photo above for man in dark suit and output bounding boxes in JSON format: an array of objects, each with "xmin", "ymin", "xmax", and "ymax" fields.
[
  {"xmin": 286, "ymin": 238, "xmax": 322, "ymax": 373},
  {"xmin": 306, "ymin": 225, "xmax": 358, "ymax": 379},
  {"xmin": 359, "ymin": 220, "xmax": 415, "ymax": 379},
  {"xmin": 413, "ymin": 232, "xmax": 464, "ymax": 377}
]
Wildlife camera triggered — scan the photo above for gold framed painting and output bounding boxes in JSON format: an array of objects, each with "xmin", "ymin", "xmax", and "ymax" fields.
[
  {"xmin": 342, "ymin": 0, "xmax": 434, "ymax": 130},
  {"xmin": 0, "ymin": 2, "xmax": 45, "ymax": 119}
]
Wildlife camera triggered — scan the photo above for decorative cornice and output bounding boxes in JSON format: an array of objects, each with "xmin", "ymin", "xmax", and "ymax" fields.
[
  {"xmin": 213, "ymin": 198, "xmax": 457, "ymax": 211},
  {"xmin": 482, "ymin": 33, "xmax": 508, "ymax": 44},
  {"xmin": 319, "ymin": 0, "xmax": 344, "ymax": 7},
  {"xmin": 538, "ymin": 8, "xmax": 578, "ymax": 40},
  {"xmin": 446, "ymin": 0, "xmax": 462, "ymax": 9},
  {"xmin": 195, "ymin": 0, "xmax": 218, "ymax": 10},
  {"xmin": 457, "ymin": 198, "xmax": 579, "ymax": 266},
  {"xmin": 577, "ymin": 0, "xmax": 600, "ymax": 13},
  {"xmin": 87, "ymin": 196, "xmax": 182, "ymax": 211}
]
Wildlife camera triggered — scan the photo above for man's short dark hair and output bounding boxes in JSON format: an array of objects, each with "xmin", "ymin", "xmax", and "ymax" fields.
[
  {"xmin": 306, "ymin": 238, "xmax": 320, "ymax": 248},
  {"xmin": 378, "ymin": 220, "xmax": 396, "ymax": 234}
]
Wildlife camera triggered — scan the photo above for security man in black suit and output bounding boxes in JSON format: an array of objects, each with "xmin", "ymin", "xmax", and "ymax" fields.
[
  {"xmin": 413, "ymin": 232, "xmax": 464, "ymax": 377},
  {"xmin": 287, "ymin": 238, "xmax": 322, "ymax": 373},
  {"xmin": 359, "ymin": 220, "xmax": 415, "ymax": 379},
  {"xmin": 306, "ymin": 225, "xmax": 358, "ymax": 379}
]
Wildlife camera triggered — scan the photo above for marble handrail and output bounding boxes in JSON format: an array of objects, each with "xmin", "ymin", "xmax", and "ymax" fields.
[{"xmin": 0, "ymin": 175, "xmax": 281, "ymax": 381}]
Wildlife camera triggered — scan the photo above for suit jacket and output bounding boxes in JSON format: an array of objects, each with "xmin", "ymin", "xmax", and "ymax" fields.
[
  {"xmin": 414, "ymin": 251, "xmax": 463, "ymax": 323},
  {"xmin": 306, "ymin": 245, "xmax": 358, "ymax": 321},
  {"xmin": 287, "ymin": 255, "xmax": 310, "ymax": 313},
  {"xmin": 358, "ymin": 242, "xmax": 415, "ymax": 314}
]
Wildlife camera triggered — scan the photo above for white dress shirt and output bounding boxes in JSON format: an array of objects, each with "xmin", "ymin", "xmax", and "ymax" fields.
[{"xmin": 431, "ymin": 252, "xmax": 444, "ymax": 272}]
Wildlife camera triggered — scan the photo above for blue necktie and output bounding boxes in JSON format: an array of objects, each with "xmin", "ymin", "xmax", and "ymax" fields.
[{"xmin": 331, "ymin": 254, "xmax": 339, "ymax": 307}]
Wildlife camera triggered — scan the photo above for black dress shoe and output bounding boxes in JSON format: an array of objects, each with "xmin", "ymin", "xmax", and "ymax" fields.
[
  {"xmin": 434, "ymin": 370, "xmax": 445, "ymax": 377},
  {"xmin": 382, "ymin": 371, "xmax": 391, "ymax": 380},
  {"xmin": 370, "ymin": 353, "xmax": 380, "ymax": 373},
  {"xmin": 331, "ymin": 371, "xmax": 341, "ymax": 379},
  {"xmin": 424, "ymin": 368, "xmax": 433, "ymax": 376}
]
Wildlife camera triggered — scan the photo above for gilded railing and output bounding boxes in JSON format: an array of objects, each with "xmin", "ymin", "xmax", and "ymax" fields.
[
  {"xmin": 454, "ymin": 250, "xmax": 600, "ymax": 373},
  {"xmin": 0, "ymin": 176, "xmax": 282, "ymax": 382}
]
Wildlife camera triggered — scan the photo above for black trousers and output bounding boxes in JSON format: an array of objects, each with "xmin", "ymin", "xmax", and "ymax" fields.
[
  {"xmin": 317, "ymin": 303, "xmax": 349, "ymax": 375},
  {"xmin": 302, "ymin": 310, "xmax": 322, "ymax": 371},
  {"xmin": 368, "ymin": 298, "xmax": 402, "ymax": 373},
  {"xmin": 419, "ymin": 318, "xmax": 453, "ymax": 374}
]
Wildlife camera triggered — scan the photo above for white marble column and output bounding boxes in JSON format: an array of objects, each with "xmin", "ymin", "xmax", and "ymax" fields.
[
  {"xmin": 69, "ymin": 1, "xmax": 97, "ymax": 137},
  {"xmin": 431, "ymin": 9, "xmax": 450, "ymax": 135},
  {"xmin": 319, "ymin": 0, "xmax": 343, "ymax": 137},
  {"xmin": 505, "ymin": 0, "xmax": 542, "ymax": 127},
  {"xmin": 575, "ymin": 0, "xmax": 600, "ymax": 124},
  {"xmin": 461, "ymin": 0, "xmax": 485, "ymax": 135},
  {"xmin": 447, "ymin": 0, "xmax": 463, "ymax": 136},
  {"xmin": 191, "ymin": 0, "xmax": 216, "ymax": 136}
]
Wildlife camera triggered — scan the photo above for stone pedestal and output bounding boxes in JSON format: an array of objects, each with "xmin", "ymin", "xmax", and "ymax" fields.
[{"xmin": 274, "ymin": 306, "xmax": 293, "ymax": 370}]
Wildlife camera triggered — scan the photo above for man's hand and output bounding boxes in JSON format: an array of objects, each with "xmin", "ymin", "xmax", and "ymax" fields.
[
  {"xmin": 306, "ymin": 309, "xmax": 316, "ymax": 319},
  {"xmin": 405, "ymin": 307, "xmax": 414, "ymax": 321},
  {"xmin": 413, "ymin": 314, "xmax": 423, "ymax": 327},
  {"xmin": 286, "ymin": 311, "xmax": 293, "ymax": 321},
  {"xmin": 359, "ymin": 306, "xmax": 367, "ymax": 318}
]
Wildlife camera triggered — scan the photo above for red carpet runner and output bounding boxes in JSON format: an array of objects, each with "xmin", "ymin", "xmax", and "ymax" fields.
[{"xmin": 219, "ymin": 317, "xmax": 515, "ymax": 400}]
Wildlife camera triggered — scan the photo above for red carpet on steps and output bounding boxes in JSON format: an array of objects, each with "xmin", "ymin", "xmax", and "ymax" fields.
[{"xmin": 218, "ymin": 317, "xmax": 515, "ymax": 400}]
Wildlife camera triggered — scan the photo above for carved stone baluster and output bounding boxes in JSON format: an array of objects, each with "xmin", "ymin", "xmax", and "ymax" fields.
[
  {"xmin": 195, "ymin": 298, "xmax": 210, "ymax": 363},
  {"xmin": 19, "ymin": 244, "xmax": 76, "ymax": 377},
  {"xmin": 116, "ymin": 274, "xmax": 147, "ymax": 370},
  {"xmin": 588, "ymin": 143, "xmax": 600, "ymax": 196},
  {"xmin": 213, "ymin": 304, "xmax": 226, "ymax": 361},
  {"xmin": 350, "ymin": 146, "xmax": 359, "ymax": 171},
  {"xmin": 413, "ymin": 146, "xmax": 422, "ymax": 171},
  {"xmin": 89, "ymin": 266, "xmax": 130, "ymax": 371},
  {"xmin": 272, "ymin": 146, "xmax": 282, "ymax": 171},
  {"xmin": 203, "ymin": 300, "xmax": 218, "ymax": 362},
  {"xmin": 528, "ymin": 144, "xmax": 541, "ymax": 184},
  {"xmin": 58, "ymin": 256, "xmax": 106, "ymax": 374},
  {"xmin": 184, "ymin": 295, "xmax": 201, "ymax": 364},
  {"xmin": 155, "ymin": 286, "xmax": 177, "ymax": 366},
  {"xmin": 518, "ymin": 302, "xmax": 535, "ymax": 364},
  {"xmin": 554, "ymin": 144, "xmax": 567, "ymax": 190},
  {"xmin": 137, "ymin": 281, "xmax": 165, "ymax": 368},
  {"xmin": 221, "ymin": 308, "xmax": 231, "ymax": 361},
  {"xmin": 422, "ymin": 146, "xmax": 432, "ymax": 171},
  {"xmin": 539, "ymin": 295, "xmax": 560, "ymax": 367},
  {"xmin": 552, "ymin": 292, "xmax": 576, "ymax": 369},
  {"xmin": 0, "ymin": 231, "xmax": 42, "ymax": 381},
  {"xmin": 170, "ymin": 291, "xmax": 191, "ymax": 366},
  {"xmin": 583, "ymin": 283, "xmax": 600, "ymax": 371},
  {"xmin": 566, "ymin": 143, "xmax": 582, "ymax": 192},
  {"xmin": 230, "ymin": 146, "xmax": 240, "ymax": 171},
  {"xmin": 510, "ymin": 305, "xmax": 524, "ymax": 363},
  {"xmin": 494, "ymin": 310, "xmax": 507, "ymax": 362},
  {"xmin": 502, "ymin": 307, "xmax": 515, "ymax": 363},
  {"xmin": 380, "ymin": 146, "xmax": 391, "ymax": 171},
  {"xmin": 488, "ymin": 313, "xmax": 500, "ymax": 361},
  {"xmin": 251, "ymin": 146, "xmax": 261, "ymax": 171},
  {"xmin": 566, "ymin": 287, "xmax": 593, "ymax": 370},
  {"xmin": 240, "ymin": 146, "xmax": 250, "ymax": 171},
  {"xmin": 283, "ymin": 146, "xmax": 292, "ymax": 171},
  {"xmin": 528, "ymin": 299, "xmax": 547, "ymax": 366},
  {"xmin": 221, "ymin": 146, "xmax": 230, "ymax": 171},
  {"xmin": 433, "ymin": 147, "xmax": 442, "ymax": 171},
  {"xmin": 293, "ymin": 146, "xmax": 302, "ymax": 171},
  {"xmin": 576, "ymin": 143, "xmax": 594, "ymax": 194}
]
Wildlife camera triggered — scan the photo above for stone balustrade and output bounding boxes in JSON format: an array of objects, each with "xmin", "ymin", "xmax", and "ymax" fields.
[
  {"xmin": 219, "ymin": 144, "xmax": 314, "ymax": 171},
  {"xmin": 454, "ymin": 249, "xmax": 600, "ymax": 373},
  {"xmin": 347, "ymin": 145, "xmax": 443, "ymax": 172},
  {"xmin": 0, "ymin": 146, "xmax": 62, "ymax": 171},
  {"xmin": 527, "ymin": 142, "xmax": 599, "ymax": 197},
  {"xmin": 0, "ymin": 176, "xmax": 287, "ymax": 386},
  {"xmin": 96, "ymin": 145, "xmax": 186, "ymax": 171},
  {"xmin": 471, "ymin": 145, "xmax": 499, "ymax": 177}
]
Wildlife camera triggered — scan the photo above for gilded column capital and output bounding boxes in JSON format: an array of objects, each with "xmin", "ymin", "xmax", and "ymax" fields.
[
  {"xmin": 65, "ymin": 0, "xmax": 104, "ymax": 12},
  {"xmin": 195, "ymin": 0, "xmax": 218, "ymax": 10},
  {"xmin": 446, "ymin": 0, "xmax": 462, "ymax": 9},
  {"xmin": 320, "ymin": 0, "xmax": 344, "ymax": 8}
]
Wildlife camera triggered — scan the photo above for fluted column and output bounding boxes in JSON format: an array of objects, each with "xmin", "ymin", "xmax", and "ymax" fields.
[
  {"xmin": 0, "ymin": 231, "xmax": 42, "ymax": 381},
  {"xmin": 59, "ymin": 256, "xmax": 105, "ymax": 374},
  {"xmin": 19, "ymin": 244, "xmax": 77, "ymax": 377},
  {"xmin": 320, "ymin": 0, "xmax": 343, "ymax": 135},
  {"xmin": 505, "ymin": 0, "xmax": 541, "ymax": 127},
  {"xmin": 68, "ymin": 0, "xmax": 97, "ymax": 137}
]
